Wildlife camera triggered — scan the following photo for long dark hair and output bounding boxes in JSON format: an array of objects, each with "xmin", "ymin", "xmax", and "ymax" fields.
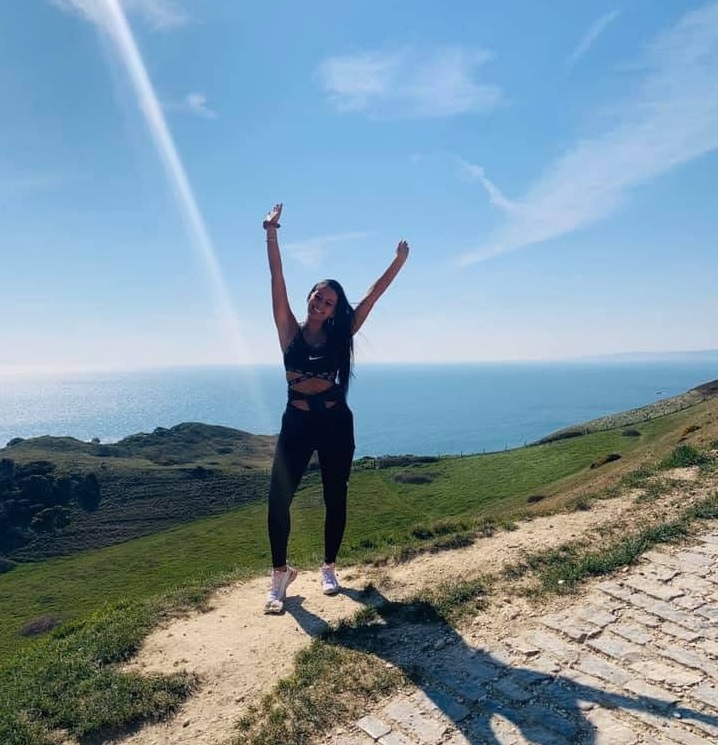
[{"xmin": 309, "ymin": 279, "xmax": 355, "ymax": 396}]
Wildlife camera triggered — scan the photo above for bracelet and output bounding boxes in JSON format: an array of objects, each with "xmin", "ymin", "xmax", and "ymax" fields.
[{"xmin": 263, "ymin": 221, "xmax": 281, "ymax": 230}]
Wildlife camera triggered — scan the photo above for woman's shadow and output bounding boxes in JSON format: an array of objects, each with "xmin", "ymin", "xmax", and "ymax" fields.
[{"xmin": 286, "ymin": 585, "xmax": 718, "ymax": 744}]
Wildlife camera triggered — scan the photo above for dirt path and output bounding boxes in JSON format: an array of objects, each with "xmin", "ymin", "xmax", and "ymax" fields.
[{"xmin": 109, "ymin": 466, "xmax": 710, "ymax": 745}]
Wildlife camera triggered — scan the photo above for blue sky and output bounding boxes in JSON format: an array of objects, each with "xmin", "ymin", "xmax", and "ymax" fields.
[{"xmin": 2, "ymin": 0, "xmax": 717, "ymax": 373}]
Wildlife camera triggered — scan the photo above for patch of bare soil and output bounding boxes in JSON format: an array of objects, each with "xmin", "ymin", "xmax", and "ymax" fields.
[{"xmin": 97, "ymin": 466, "xmax": 717, "ymax": 745}]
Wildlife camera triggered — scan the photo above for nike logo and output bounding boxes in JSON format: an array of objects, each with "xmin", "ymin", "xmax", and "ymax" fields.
[{"xmin": 308, "ymin": 355, "xmax": 324, "ymax": 361}]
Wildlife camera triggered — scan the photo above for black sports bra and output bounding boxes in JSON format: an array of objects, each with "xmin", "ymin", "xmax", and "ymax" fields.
[
  {"xmin": 283, "ymin": 329, "xmax": 340, "ymax": 383},
  {"xmin": 283, "ymin": 330, "xmax": 343, "ymax": 410}
]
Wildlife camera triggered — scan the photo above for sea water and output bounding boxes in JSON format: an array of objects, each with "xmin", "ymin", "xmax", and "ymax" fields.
[{"xmin": 0, "ymin": 359, "xmax": 716, "ymax": 457}]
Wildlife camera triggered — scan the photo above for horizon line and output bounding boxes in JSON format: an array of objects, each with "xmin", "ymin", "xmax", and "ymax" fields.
[{"xmin": 2, "ymin": 348, "xmax": 717, "ymax": 377}]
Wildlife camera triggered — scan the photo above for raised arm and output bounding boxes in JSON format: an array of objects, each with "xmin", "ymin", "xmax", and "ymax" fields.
[
  {"xmin": 264, "ymin": 203, "xmax": 299, "ymax": 351},
  {"xmin": 352, "ymin": 240, "xmax": 409, "ymax": 335}
]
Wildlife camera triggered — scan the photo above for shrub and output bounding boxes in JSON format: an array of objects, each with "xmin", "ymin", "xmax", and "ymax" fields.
[
  {"xmin": 621, "ymin": 429, "xmax": 641, "ymax": 438},
  {"xmin": 430, "ymin": 533, "xmax": 474, "ymax": 552},
  {"xmin": 681, "ymin": 424, "xmax": 701, "ymax": 437},
  {"xmin": 537, "ymin": 429, "xmax": 585, "ymax": 444},
  {"xmin": 53, "ymin": 475, "xmax": 74, "ymax": 505},
  {"xmin": 376, "ymin": 455, "xmax": 439, "ymax": 468},
  {"xmin": 20, "ymin": 474, "xmax": 55, "ymax": 504},
  {"xmin": 393, "ymin": 471, "xmax": 437, "ymax": 484},
  {"xmin": 152, "ymin": 456, "xmax": 180, "ymax": 466},
  {"xmin": 188, "ymin": 466, "xmax": 212, "ymax": 479},
  {"xmin": 475, "ymin": 517, "xmax": 498, "ymax": 537},
  {"xmin": 92, "ymin": 444, "xmax": 116, "ymax": 457},
  {"xmin": 526, "ymin": 494, "xmax": 546, "ymax": 504},
  {"xmin": 621, "ymin": 466, "xmax": 655, "ymax": 488},
  {"xmin": 31, "ymin": 506, "xmax": 71, "ymax": 533},
  {"xmin": 19, "ymin": 615, "xmax": 62, "ymax": 637},
  {"xmin": 660, "ymin": 445, "xmax": 709, "ymax": 469},
  {"xmin": 590, "ymin": 453, "xmax": 622, "ymax": 469},
  {"xmin": 570, "ymin": 495, "xmax": 592, "ymax": 512},
  {"xmin": 410, "ymin": 518, "xmax": 469, "ymax": 540},
  {"xmin": 17, "ymin": 460, "xmax": 55, "ymax": 477},
  {"xmin": 0, "ymin": 458, "xmax": 14, "ymax": 479},
  {"xmin": 75, "ymin": 473, "xmax": 101, "ymax": 511}
]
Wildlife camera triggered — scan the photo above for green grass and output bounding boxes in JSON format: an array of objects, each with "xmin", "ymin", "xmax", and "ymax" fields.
[
  {"xmin": 659, "ymin": 443, "xmax": 711, "ymax": 469},
  {"xmin": 0, "ymin": 422, "xmax": 655, "ymax": 661},
  {"xmin": 512, "ymin": 493, "xmax": 718, "ymax": 593},
  {"xmin": 0, "ymin": 503, "xmax": 269, "ymax": 662},
  {"xmin": 0, "ymin": 398, "xmax": 715, "ymax": 743},
  {"xmin": 236, "ymin": 640, "xmax": 405, "ymax": 745},
  {"xmin": 0, "ymin": 405, "xmax": 702, "ymax": 663},
  {"xmin": 0, "ymin": 598, "xmax": 196, "ymax": 745}
]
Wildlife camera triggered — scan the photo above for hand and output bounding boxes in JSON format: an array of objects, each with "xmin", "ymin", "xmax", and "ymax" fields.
[
  {"xmin": 396, "ymin": 239, "xmax": 409, "ymax": 262},
  {"xmin": 263, "ymin": 203, "xmax": 283, "ymax": 229}
]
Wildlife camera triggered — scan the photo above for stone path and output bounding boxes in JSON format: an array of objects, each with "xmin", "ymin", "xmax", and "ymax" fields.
[{"xmin": 325, "ymin": 530, "xmax": 718, "ymax": 745}]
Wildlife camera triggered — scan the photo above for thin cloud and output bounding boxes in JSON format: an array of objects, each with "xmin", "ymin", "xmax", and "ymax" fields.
[
  {"xmin": 164, "ymin": 92, "xmax": 218, "ymax": 118},
  {"xmin": 51, "ymin": 0, "xmax": 188, "ymax": 30},
  {"xmin": 459, "ymin": 3, "xmax": 718, "ymax": 266},
  {"xmin": 315, "ymin": 46, "xmax": 503, "ymax": 119},
  {"xmin": 458, "ymin": 159, "xmax": 521, "ymax": 214},
  {"xmin": 284, "ymin": 232, "xmax": 370, "ymax": 267},
  {"xmin": 184, "ymin": 93, "xmax": 217, "ymax": 119},
  {"xmin": 567, "ymin": 9, "xmax": 620, "ymax": 68}
]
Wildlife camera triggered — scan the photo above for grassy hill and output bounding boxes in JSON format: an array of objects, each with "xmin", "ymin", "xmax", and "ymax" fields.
[
  {"xmin": 1, "ymin": 386, "xmax": 717, "ymax": 655},
  {"xmin": 4, "ymin": 380, "xmax": 716, "ymax": 565},
  {"xmin": 535, "ymin": 378, "xmax": 718, "ymax": 443},
  {"xmin": 1, "ymin": 382, "xmax": 717, "ymax": 744},
  {"xmin": 0, "ymin": 423, "xmax": 276, "ymax": 562}
]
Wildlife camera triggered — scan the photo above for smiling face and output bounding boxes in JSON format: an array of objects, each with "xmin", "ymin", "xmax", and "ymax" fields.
[{"xmin": 306, "ymin": 282, "xmax": 338, "ymax": 323}]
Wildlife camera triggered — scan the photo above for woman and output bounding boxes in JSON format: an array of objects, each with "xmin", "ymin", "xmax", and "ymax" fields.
[{"xmin": 263, "ymin": 203, "xmax": 409, "ymax": 613}]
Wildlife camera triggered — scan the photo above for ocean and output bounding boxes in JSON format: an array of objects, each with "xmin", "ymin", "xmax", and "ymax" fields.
[{"xmin": 1, "ymin": 359, "xmax": 716, "ymax": 458}]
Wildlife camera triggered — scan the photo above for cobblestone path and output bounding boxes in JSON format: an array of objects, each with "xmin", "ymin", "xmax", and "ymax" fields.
[{"xmin": 325, "ymin": 530, "xmax": 718, "ymax": 745}]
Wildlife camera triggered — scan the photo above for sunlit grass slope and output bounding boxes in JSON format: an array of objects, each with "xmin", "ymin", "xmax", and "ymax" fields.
[{"xmin": 2, "ymin": 398, "xmax": 714, "ymax": 662}]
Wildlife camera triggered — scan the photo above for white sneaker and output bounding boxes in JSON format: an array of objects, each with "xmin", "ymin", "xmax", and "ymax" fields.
[
  {"xmin": 321, "ymin": 564, "xmax": 340, "ymax": 596},
  {"xmin": 264, "ymin": 566, "xmax": 297, "ymax": 614}
]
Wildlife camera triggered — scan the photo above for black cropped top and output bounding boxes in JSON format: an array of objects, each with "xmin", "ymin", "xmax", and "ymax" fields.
[{"xmin": 283, "ymin": 329, "xmax": 342, "ymax": 409}]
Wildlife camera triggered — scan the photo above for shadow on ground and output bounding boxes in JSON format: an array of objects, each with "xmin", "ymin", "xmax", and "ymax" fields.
[{"xmin": 287, "ymin": 586, "xmax": 718, "ymax": 744}]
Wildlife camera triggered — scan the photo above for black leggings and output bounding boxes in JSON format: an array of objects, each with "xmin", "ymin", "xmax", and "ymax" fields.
[{"xmin": 267, "ymin": 403, "xmax": 355, "ymax": 568}]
